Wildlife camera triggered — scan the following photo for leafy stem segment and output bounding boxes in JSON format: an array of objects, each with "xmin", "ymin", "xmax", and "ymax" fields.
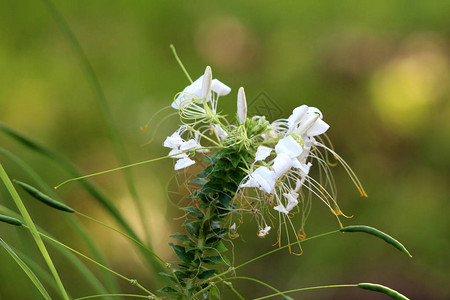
[{"xmin": 161, "ymin": 147, "xmax": 250, "ymax": 298}]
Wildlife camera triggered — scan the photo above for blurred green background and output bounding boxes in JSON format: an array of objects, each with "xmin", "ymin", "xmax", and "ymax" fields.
[{"xmin": 0, "ymin": 0, "xmax": 449, "ymax": 299}]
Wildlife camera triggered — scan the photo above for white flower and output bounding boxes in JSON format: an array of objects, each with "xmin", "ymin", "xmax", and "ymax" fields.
[
  {"xmin": 275, "ymin": 135, "xmax": 303, "ymax": 158},
  {"xmin": 272, "ymin": 153, "xmax": 294, "ymax": 178},
  {"xmin": 163, "ymin": 131, "xmax": 184, "ymax": 149},
  {"xmin": 254, "ymin": 146, "xmax": 272, "ymax": 161},
  {"xmin": 214, "ymin": 124, "xmax": 228, "ymax": 140},
  {"xmin": 212, "ymin": 79, "xmax": 231, "ymax": 96},
  {"xmin": 230, "ymin": 223, "xmax": 237, "ymax": 231},
  {"xmin": 171, "ymin": 66, "xmax": 231, "ymax": 110},
  {"xmin": 179, "ymin": 139, "xmax": 201, "ymax": 152},
  {"xmin": 273, "ymin": 204, "xmax": 289, "ymax": 214},
  {"xmin": 284, "ymin": 191, "xmax": 299, "ymax": 212},
  {"xmin": 174, "ymin": 155, "xmax": 196, "ymax": 170},
  {"xmin": 240, "ymin": 166, "xmax": 276, "ymax": 194},
  {"xmin": 257, "ymin": 225, "xmax": 271, "ymax": 238},
  {"xmin": 287, "ymin": 106, "xmax": 329, "ymax": 137},
  {"xmin": 287, "ymin": 105, "xmax": 308, "ymax": 130},
  {"xmin": 237, "ymin": 87, "xmax": 247, "ymax": 125}
]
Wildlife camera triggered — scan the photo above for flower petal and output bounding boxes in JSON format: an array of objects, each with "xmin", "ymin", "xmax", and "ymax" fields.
[
  {"xmin": 174, "ymin": 156, "xmax": 195, "ymax": 170},
  {"xmin": 255, "ymin": 146, "xmax": 272, "ymax": 161},
  {"xmin": 274, "ymin": 204, "xmax": 289, "ymax": 214},
  {"xmin": 212, "ymin": 79, "xmax": 231, "ymax": 96},
  {"xmin": 163, "ymin": 132, "xmax": 183, "ymax": 149},
  {"xmin": 275, "ymin": 136, "xmax": 303, "ymax": 158},
  {"xmin": 272, "ymin": 153, "xmax": 293, "ymax": 178},
  {"xmin": 306, "ymin": 118, "xmax": 329, "ymax": 136}
]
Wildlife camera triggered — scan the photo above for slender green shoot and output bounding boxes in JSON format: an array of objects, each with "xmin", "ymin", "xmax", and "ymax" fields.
[
  {"xmin": 0, "ymin": 205, "xmax": 109, "ymax": 296},
  {"xmin": 0, "ymin": 238, "xmax": 52, "ymax": 300},
  {"xmin": 253, "ymin": 284, "xmax": 358, "ymax": 300},
  {"xmin": 0, "ymin": 163, "xmax": 70, "ymax": 300},
  {"xmin": 170, "ymin": 44, "xmax": 193, "ymax": 83},
  {"xmin": 75, "ymin": 294, "xmax": 151, "ymax": 300},
  {"xmin": 204, "ymin": 229, "xmax": 341, "ymax": 285},
  {"xmin": 23, "ymin": 225, "xmax": 159, "ymax": 299},
  {"xmin": 196, "ymin": 276, "xmax": 292, "ymax": 300},
  {"xmin": 55, "ymin": 146, "xmax": 221, "ymax": 189}
]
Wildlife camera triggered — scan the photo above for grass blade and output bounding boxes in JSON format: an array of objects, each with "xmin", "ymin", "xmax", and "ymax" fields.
[
  {"xmin": 0, "ymin": 205, "xmax": 110, "ymax": 297},
  {"xmin": 0, "ymin": 147, "xmax": 122, "ymax": 295},
  {"xmin": 0, "ymin": 163, "xmax": 70, "ymax": 299},
  {"xmin": 0, "ymin": 238, "xmax": 52, "ymax": 300},
  {"xmin": 40, "ymin": 0, "xmax": 152, "ymax": 247},
  {"xmin": 340, "ymin": 225, "xmax": 412, "ymax": 257},
  {"xmin": 0, "ymin": 124, "xmax": 164, "ymax": 276}
]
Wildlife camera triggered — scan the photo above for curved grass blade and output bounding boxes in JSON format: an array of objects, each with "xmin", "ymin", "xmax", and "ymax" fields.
[
  {"xmin": 0, "ymin": 238, "xmax": 51, "ymax": 300},
  {"xmin": 0, "ymin": 205, "xmax": 109, "ymax": 297},
  {"xmin": 340, "ymin": 225, "xmax": 412, "ymax": 257},
  {"xmin": 0, "ymin": 163, "xmax": 70, "ymax": 300},
  {"xmin": 0, "ymin": 124, "xmax": 164, "ymax": 276},
  {"xmin": 358, "ymin": 283, "xmax": 409, "ymax": 300},
  {"xmin": 0, "ymin": 147, "xmax": 121, "ymax": 295},
  {"xmin": 40, "ymin": 0, "xmax": 152, "ymax": 248}
]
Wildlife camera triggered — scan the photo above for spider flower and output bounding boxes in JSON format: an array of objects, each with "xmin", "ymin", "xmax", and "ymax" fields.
[{"xmin": 165, "ymin": 66, "xmax": 367, "ymax": 248}]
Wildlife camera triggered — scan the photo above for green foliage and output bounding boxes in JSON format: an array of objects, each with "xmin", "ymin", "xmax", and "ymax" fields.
[{"xmin": 163, "ymin": 146, "xmax": 249, "ymax": 298}]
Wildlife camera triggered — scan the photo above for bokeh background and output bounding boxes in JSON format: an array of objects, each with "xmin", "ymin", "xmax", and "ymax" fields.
[{"xmin": 1, "ymin": 1, "xmax": 449, "ymax": 299}]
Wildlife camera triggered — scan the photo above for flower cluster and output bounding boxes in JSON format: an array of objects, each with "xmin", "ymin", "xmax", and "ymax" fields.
[{"xmin": 165, "ymin": 66, "xmax": 367, "ymax": 247}]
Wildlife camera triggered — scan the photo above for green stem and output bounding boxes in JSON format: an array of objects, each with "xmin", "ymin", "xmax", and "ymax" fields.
[
  {"xmin": 202, "ymin": 276, "xmax": 287, "ymax": 299},
  {"xmin": 23, "ymin": 225, "xmax": 159, "ymax": 299},
  {"xmin": 206, "ymin": 229, "xmax": 340, "ymax": 284},
  {"xmin": 170, "ymin": 45, "xmax": 193, "ymax": 83},
  {"xmin": 0, "ymin": 163, "xmax": 70, "ymax": 300},
  {"xmin": 253, "ymin": 284, "xmax": 358, "ymax": 300},
  {"xmin": 75, "ymin": 294, "xmax": 150, "ymax": 300},
  {"xmin": 55, "ymin": 146, "xmax": 222, "ymax": 189},
  {"xmin": 76, "ymin": 211, "xmax": 183, "ymax": 289}
]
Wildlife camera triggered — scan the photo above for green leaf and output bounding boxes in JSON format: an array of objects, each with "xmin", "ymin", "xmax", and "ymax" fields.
[
  {"xmin": 170, "ymin": 234, "xmax": 193, "ymax": 243},
  {"xmin": 340, "ymin": 225, "xmax": 412, "ymax": 257},
  {"xmin": 169, "ymin": 243, "xmax": 194, "ymax": 263},
  {"xmin": 202, "ymin": 255, "xmax": 230, "ymax": 266},
  {"xmin": 210, "ymin": 285, "xmax": 220, "ymax": 299},
  {"xmin": 214, "ymin": 241, "xmax": 228, "ymax": 253},
  {"xmin": 198, "ymin": 269, "xmax": 217, "ymax": 279},
  {"xmin": 183, "ymin": 206, "xmax": 203, "ymax": 218},
  {"xmin": 0, "ymin": 238, "xmax": 51, "ymax": 300},
  {"xmin": 185, "ymin": 221, "xmax": 201, "ymax": 238},
  {"xmin": 358, "ymin": 283, "xmax": 409, "ymax": 300},
  {"xmin": 158, "ymin": 286, "xmax": 183, "ymax": 295},
  {"xmin": 191, "ymin": 178, "xmax": 208, "ymax": 186}
]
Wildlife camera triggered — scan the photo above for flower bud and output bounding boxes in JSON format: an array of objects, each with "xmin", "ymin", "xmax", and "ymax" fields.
[
  {"xmin": 237, "ymin": 87, "xmax": 247, "ymax": 124},
  {"xmin": 200, "ymin": 66, "xmax": 212, "ymax": 99}
]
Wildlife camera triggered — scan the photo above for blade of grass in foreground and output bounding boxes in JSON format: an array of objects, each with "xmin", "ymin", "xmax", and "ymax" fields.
[
  {"xmin": 0, "ymin": 238, "xmax": 51, "ymax": 300},
  {"xmin": 0, "ymin": 163, "xmax": 69, "ymax": 300},
  {"xmin": 0, "ymin": 146, "xmax": 122, "ymax": 295},
  {"xmin": 40, "ymin": 0, "xmax": 152, "ymax": 248},
  {"xmin": 0, "ymin": 205, "xmax": 110, "ymax": 298},
  {"xmin": 0, "ymin": 123, "xmax": 165, "ymax": 277}
]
